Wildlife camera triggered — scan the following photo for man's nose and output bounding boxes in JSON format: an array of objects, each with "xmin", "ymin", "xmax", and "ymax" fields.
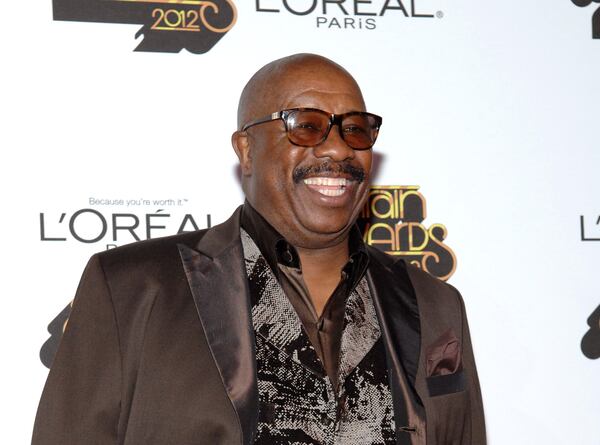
[{"xmin": 312, "ymin": 125, "xmax": 355, "ymax": 161}]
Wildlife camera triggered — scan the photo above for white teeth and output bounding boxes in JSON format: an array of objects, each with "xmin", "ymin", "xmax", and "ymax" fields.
[
  {"xmin": 303, "ymin": 177, "xmax": 348, "ymax": 186},
  {"xmin": 302, "ymin": 177, "xmax": 349, "ymax": 197},
  {"xmin": 317, "ymin": 189, "xmax": 345, "ymax": 197}
]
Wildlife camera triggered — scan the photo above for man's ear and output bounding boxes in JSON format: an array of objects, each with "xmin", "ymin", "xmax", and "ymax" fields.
[{"xmin": 231, "ymin": 130, "xmax": 253, "ymax": 176}]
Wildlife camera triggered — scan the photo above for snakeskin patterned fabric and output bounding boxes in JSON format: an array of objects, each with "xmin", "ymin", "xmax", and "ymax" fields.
[{"xmin": 241, "ymin": 229, "xmax": 396, "ymax": 445}]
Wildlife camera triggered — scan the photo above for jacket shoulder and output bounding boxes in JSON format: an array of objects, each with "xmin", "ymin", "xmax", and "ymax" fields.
[
  {"xmin": 405, "ymin": 262, "xmax": 460, "ymax": 299},
  {"xmin": 404, "ymin": 262, "xmax": 465, "ymax": 330}
]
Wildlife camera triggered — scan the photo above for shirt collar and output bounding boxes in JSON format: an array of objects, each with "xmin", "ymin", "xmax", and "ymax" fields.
[{"xmin": 240, "ymin": 201, "xmax": 369, "ymax": 280}]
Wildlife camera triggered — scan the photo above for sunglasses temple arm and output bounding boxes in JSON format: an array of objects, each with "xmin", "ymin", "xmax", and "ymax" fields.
[{"xmin": 241, "ymin": 111, "xmax": 284, "ymax": 131}]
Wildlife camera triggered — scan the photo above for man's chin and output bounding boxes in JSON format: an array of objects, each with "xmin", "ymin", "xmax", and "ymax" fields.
[
  {"xmin": 290, "ymin": 184, "xmax": 365, "ymax": 236},
  {"xmin": 293, "ymin": 210, "xmax": 358, "ymax": 243}
]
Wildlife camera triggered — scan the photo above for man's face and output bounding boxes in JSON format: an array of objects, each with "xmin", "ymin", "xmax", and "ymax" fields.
[{"xmin": 239, "ymin": 68, "xmax": 373, "ymax": 248}]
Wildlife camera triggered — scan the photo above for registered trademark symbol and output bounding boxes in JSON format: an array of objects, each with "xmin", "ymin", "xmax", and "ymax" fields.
[{"xmin": 436, "ymin": 10, "xmax": 444, "ymax": 18}]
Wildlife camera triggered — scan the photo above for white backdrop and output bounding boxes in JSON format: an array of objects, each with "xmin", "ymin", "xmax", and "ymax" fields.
[{"xmin": 2, "ymin": 0, "xmax": 599, "ymax": 443}]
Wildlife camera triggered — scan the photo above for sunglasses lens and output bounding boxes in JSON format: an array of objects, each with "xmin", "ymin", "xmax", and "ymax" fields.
[
  {"xmin": 287, "ymin": 110, "xmax": 330, "ymax": 146},
  {"xmin": 285, "ymin": 109, "xmax": 380, "ymax": 149},
  {"xmin": 341, "ymin": 113, "xmax": 380, "ymax": 149}
]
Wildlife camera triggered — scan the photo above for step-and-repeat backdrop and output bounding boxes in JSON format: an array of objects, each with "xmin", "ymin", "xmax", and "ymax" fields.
[{"xmin": 2, "ymin": 1, "xmax": 599, "ymax": 443}]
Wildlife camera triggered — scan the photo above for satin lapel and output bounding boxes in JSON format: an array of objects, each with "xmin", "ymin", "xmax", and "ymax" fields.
[
  {"xmin": 240, "ymin": 229, "xmax": 324, "ymax": 377},
  {"xmin": 178, "ymin": 208, "xmax": 258, "ymax": 445},
  {"xmin": 367, "ymin": 248, "xmax": 426, "ymax": 445},
  {"xmin": 337, "ymin": 277, "xmax": 381, "ymax": 389}
]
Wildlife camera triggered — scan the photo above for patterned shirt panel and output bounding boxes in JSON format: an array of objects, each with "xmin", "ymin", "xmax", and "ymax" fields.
[{"xmin": 241, "ymin": 229, "xmax": 396, "ymax": 445}]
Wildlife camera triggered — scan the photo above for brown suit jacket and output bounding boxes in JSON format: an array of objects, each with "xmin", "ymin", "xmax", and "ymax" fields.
[{"xmin": 32, "ymin": 207, "xmax": 485, "ymax": 445}]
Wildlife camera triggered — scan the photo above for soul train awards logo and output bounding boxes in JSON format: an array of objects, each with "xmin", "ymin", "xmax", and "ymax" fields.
[
  {"xmin": 572, "ymin": 0, "xmax": 600, "ymax": 38},
  {"xmin": 581, "ymin": 304, "xmax": 600, "ymax": 359},
  {"xmin": 52, "ymin": 0, "xmax": 237, "ymax": 52},
  {"xmin": 255, "ymin": 0, "xmax": 444, "ymax": 30},
  {"xmin": 357, "ymin": 185, "xmax": 456, "ymax": 281}
]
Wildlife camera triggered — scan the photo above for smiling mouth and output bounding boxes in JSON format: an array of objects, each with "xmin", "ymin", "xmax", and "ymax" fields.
[{"xmin": 303, "ymin": 177, "xmax": 351, "ymax": 197}]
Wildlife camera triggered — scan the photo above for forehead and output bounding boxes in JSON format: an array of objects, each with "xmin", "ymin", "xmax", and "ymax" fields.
[{"xmin": 269, "ymin": 67, "xmax": 366, "ymax": 114}]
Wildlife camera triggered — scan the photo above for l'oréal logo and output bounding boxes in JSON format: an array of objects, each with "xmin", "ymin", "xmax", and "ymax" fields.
[
  {"xmin": 53, "ymin": 0, "xmax": 237, "ymax": 53},
  {"xmin": 580, "ymin": 214, "xmax": 600, "ymax": 241},
  {"xmin": 255, "ymin": 0, "xmax": 444, "ymax": 30}
]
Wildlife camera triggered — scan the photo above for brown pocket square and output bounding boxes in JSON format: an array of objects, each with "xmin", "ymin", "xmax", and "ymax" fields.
[
  {"xmin": 425, "ymin": 329, "xmax": 462, "ymax": 377},
  {"xmin": 425, "ymin": 329, "xmax": 465, "ymax": 397}
]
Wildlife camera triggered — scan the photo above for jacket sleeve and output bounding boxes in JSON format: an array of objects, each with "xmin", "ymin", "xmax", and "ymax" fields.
[
  {"xmin": 457, "ymin": 291, "xmax": 487, "ymax": 444},
  {"xmin": 32, "ymin": 254, "xmax": 122, "ymax": 445}
]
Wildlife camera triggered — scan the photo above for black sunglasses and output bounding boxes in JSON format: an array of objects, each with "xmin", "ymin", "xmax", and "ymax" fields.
[{"xmin": 241, "ymin": 108, "xmax": 382, "ymax": 150}]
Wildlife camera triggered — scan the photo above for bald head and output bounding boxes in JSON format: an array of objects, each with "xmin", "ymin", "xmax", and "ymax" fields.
[{"xmin": 237, "ymin": 53, "xmax": 365, "ymax": 130}]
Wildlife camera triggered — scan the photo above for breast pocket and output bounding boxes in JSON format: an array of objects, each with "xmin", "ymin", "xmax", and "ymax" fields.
[{"xmin": 426, "ymin": 369, "xmax": 466, "ymax": 397}]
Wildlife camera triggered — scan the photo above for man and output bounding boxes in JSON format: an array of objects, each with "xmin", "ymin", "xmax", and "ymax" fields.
[{"xmin": 33, "ymin": 54, "xmax": 485, "ymax": 444}]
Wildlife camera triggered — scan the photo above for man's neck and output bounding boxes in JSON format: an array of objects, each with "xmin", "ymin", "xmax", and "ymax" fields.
[
  {"xmin": 296, "ymin": 240, "xmax": 349, "ymax": 316},
  {"xmin": 240, "ymin": 201, "xmax": 359, "ymax": 316}
]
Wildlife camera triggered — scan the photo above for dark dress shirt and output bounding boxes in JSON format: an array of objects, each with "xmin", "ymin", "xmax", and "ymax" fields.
[{"xmin": 240, "ymin": 202, "xmax": 369, "ymax": 387}]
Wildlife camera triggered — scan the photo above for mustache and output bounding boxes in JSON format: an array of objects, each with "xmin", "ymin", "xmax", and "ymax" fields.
[{"xmin": 292, "ymin": 161, "xmax": 367, "ymax": 184}]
